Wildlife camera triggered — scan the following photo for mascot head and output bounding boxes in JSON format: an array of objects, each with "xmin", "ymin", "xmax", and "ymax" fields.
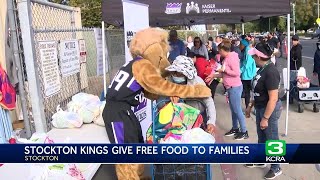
[{"xmin": 130, "ymin": 28, "xmax": 170, "ymax": 75}]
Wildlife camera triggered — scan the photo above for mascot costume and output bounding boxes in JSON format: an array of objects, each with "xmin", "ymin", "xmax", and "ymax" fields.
[{"xmin": 102, "ymin": 28, "xmax": 211, "ymax": 179}]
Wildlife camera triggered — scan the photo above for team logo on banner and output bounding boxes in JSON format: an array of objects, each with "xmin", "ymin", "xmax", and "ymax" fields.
[
  {"xmin": 126, "ymin": 31, "xmax": 135, "ymax": 48},
  {"xmin": 186, "ymin": 2, "xmax": 200, "ymax": 14},
  {"xmin": 165, "ymin": 3, "xmax": 182, "ymax": 14}
]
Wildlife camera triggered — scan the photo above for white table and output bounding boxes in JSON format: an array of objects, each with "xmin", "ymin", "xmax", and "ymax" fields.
[{"xmin": 0, "ymin": 124, "xmax": 110, "ymax": 180}]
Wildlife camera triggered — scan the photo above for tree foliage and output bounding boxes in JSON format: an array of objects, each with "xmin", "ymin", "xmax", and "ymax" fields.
[
  {"xmin": 295, "ymin": 0, "xmax": 316, "ymax": 31},
  {"xmin": 50, "ymin": 0, "xmax": 102, "ymax": 27}
]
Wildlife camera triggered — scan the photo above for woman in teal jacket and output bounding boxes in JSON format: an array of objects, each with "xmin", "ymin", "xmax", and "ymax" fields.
[{"xmin": 240, "ymin": 39, "xmax": 256, "ymax": 108}]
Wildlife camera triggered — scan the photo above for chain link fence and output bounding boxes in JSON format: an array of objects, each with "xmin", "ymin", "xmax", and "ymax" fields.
[{"xmin": 16, "ymin": 0, "xmax": 125, "ymax": 132}]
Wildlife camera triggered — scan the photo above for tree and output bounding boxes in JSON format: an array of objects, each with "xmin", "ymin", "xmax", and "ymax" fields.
[
  {"xmin": 50, "ymin": 0, "xmax": 102, "ymax": 27},
  {"xmin": 295, "ymin": 0, "xmax": 316, "ymax": 31}
]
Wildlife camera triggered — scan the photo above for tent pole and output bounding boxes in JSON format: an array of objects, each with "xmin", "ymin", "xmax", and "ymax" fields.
[
  {"xmin": 102, "ymin": 21, "xmax": 107, "ymax": 98},
  {"xmin": 242, "ymin": 23, "xmax": 245, "ymax": 35},
  {"xmin": 284, "ymin": 14, "xmax": 291, "ymax": 137}
]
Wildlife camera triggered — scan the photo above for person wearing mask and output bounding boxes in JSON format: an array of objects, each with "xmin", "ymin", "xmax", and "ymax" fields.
[
  {"xmin": 245, "ymin": 42, "xmax": 282, "ymax": 179},
  {"xmin": 168, "ymin": 30, "xmax": 186, "ymax": 63},
  {"xmin": 205, "ymin": 40, "xmax": 248, "ymax": 140},
  {"xmin": 239, "ymin": 39, "xmax": 256, "ymax": 109},
  {"xmin": 191, "ymin": 37, "xmax": 209, "ymax": 60},
  {"xmin": 290, "ymin": 35, "xmax": 302, "ymax": 71},
  {"xmin": 158, "ymin": 55, "xmax": 217, "ymax": 135},
  {"xmin": 313, "ymin": 41, "xmax": 320, "ymax": 86}
]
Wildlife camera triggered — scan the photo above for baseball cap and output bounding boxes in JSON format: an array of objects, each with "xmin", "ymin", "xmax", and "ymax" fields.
[
  {"xmin": 248, "ymin": 42, "xmax": 273, "ymax": 59},
  {"xmin": 292, "ymin": 35, "xmax": 299, "ymax": 41}
]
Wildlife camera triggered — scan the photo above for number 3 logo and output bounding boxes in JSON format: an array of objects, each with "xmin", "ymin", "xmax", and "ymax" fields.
[
  {"xmin": 266, "ymin": 140, "xmax": 286, "ymax": 156},
  {"xmin": 268, "ymin": 142, "xmax": 283, "ymax": 155}
]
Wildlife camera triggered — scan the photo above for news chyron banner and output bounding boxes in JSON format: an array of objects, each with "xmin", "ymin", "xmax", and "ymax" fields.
[{"xmin": 1, "ymin": 141, "xmax": 320, "ymax": 163}]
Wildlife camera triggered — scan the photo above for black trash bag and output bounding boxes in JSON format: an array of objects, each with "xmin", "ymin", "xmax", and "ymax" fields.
[{"xmin": 153, "ymin": 164, "xmax": 208, "ymax": 180}]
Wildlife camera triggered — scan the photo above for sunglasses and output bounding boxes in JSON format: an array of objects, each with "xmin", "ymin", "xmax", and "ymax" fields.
[{"xmin": 194, "ymin": 41, "xmax": 200, "ymax": 43}]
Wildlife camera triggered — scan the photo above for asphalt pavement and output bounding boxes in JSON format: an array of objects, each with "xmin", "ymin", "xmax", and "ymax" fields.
[{"xmin": 279, "ymin": 39, "xmax": 319, "ymax": 86}]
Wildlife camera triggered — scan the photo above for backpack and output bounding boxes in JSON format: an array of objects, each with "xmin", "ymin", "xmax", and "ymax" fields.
[
  {"xmin": 194, "ymin": 57, "xmax": 216, "ymax": 80},
  {"xmin": 0, "ymin": 65, "xmax": 16, "ymax": 110}
]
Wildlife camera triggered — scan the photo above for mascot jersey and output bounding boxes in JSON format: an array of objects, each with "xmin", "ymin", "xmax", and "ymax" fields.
[{"xmin": 103, "ymin": 57, "xmax": 144, "ymax": 144}]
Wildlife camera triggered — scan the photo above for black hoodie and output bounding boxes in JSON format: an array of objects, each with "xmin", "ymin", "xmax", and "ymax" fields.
[
  {"xmin": 290, "ymin": 43, "xmax": 303, "ymax": 70},
  {"xmin": 314, "ymin": 44, "xmax": 320, "ymax": 74}
]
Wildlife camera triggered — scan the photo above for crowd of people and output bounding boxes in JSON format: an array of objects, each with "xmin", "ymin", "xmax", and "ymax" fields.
[{"xmin": 167, "ymin": 30, "xmax": 283, "ymax": 179}]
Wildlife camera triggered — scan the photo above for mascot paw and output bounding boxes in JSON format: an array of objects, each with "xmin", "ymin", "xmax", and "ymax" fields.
[{"xmin": 194, "ymin": 85, "xmax": 212, "ymax": 98}]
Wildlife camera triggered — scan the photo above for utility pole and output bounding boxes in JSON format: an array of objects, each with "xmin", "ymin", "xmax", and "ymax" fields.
[
  {"xmin": 317, "ymin": 0, "xmax": 319, "ymax": 18},
  {"xmin": 293, "ymin": 3, "xmax": 296, "ymax": 35}
]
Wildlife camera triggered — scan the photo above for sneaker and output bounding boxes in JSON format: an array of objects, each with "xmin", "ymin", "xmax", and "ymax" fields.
[
  {"xmin": 234, "ymin": 131, "xmax": 249, "ymax": 140},
  {"xmin": 224, "ymin": 128, "xmax": 240, "ymax": 136},
  {"xmin": 245, "ymin": 164, "xmax": 267, "ymax": 168},
  {"xmin": 264, "ymin": 168, "xmax": 282, "ymax": 179}
]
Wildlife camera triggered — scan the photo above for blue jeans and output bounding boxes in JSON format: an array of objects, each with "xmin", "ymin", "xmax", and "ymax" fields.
[
  {"xmin": 256, "ymin": 100, "xmax": 282, "ymax": 172},
  {"xmin": 227, "ymin": 85, "xmax": 247, "ymax": 132}
]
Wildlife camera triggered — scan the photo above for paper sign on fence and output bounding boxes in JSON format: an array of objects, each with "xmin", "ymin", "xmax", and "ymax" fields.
[
  {"xmin": 60, "ymin": 40, "xmax": 80, "ymax": 77},
  {"xmin": 79, "ymin": 39, "xmax": 87, "ymax": 63},
  {"xmin": 39, "ymin": 41, "xmax": 61, "ymax": 97}
]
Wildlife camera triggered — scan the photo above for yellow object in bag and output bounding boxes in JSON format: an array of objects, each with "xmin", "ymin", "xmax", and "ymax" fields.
[{"xmin": 159, "ymin": 102, "xmax": 174, "ymax": 124}]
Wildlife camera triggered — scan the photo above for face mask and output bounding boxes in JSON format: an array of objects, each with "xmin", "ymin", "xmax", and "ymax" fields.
[{"xmin": 172, "ymin": 76, "xmax": 186, "ymax": 84}]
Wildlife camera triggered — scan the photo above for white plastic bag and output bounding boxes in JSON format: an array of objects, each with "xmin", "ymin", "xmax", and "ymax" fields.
[
  {"xmin": 77, "ymin": 100, "xmax": 101, "ymax": 123},
  {"xmin": 93, "ymin": 101, "xmax": 106, "ymax": 126},
  {"xmin": 159, "ymin": 137, "xmax": 181, "ymax": 144},
  {"xmin": 71, "ymin": 93, "xmax": 99, "ymax": 105},
  {"xmin": 181, "ymin": 128, "xmax": 215, "ymax": 144},
  {"xmin": 52, "ymin": 106, "xmax": 83, "ymax": 129},
  {"xmin": 68, "ymin": 93, "xmax": 101, "ymax": 123}
]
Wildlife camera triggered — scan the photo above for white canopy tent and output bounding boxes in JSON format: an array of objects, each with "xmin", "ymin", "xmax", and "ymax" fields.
[{"xmin": 102, "ymin": 0, "xmax": 292, "ymax": 136}]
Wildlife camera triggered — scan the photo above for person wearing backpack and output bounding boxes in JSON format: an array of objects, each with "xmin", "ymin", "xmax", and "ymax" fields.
[{"xmin": 239, "ymin": 39, "xmax": 256, "ymax": 108}]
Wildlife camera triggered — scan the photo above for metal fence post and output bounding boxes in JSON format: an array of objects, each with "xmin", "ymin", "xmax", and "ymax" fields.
[
  {"xmin": 17, "ymin": 0, "xmax": 47, "ymax": 133},
  {"xmin": 8, "ymin": 0, "xmax": 32, "ymax": 137}
]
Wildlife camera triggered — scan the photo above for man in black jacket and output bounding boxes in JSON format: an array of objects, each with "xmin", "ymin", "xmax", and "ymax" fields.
[
  {"xmin": 290, "ymin": 35, "xmax": 303, "ymax": 71},
  {"xmin": 314, "ymin": 41, "xmax": 320, "ymax": 86},
  {"xmin": 280, "ymin": 35, "xmax": 303, "ymax": 102}
]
